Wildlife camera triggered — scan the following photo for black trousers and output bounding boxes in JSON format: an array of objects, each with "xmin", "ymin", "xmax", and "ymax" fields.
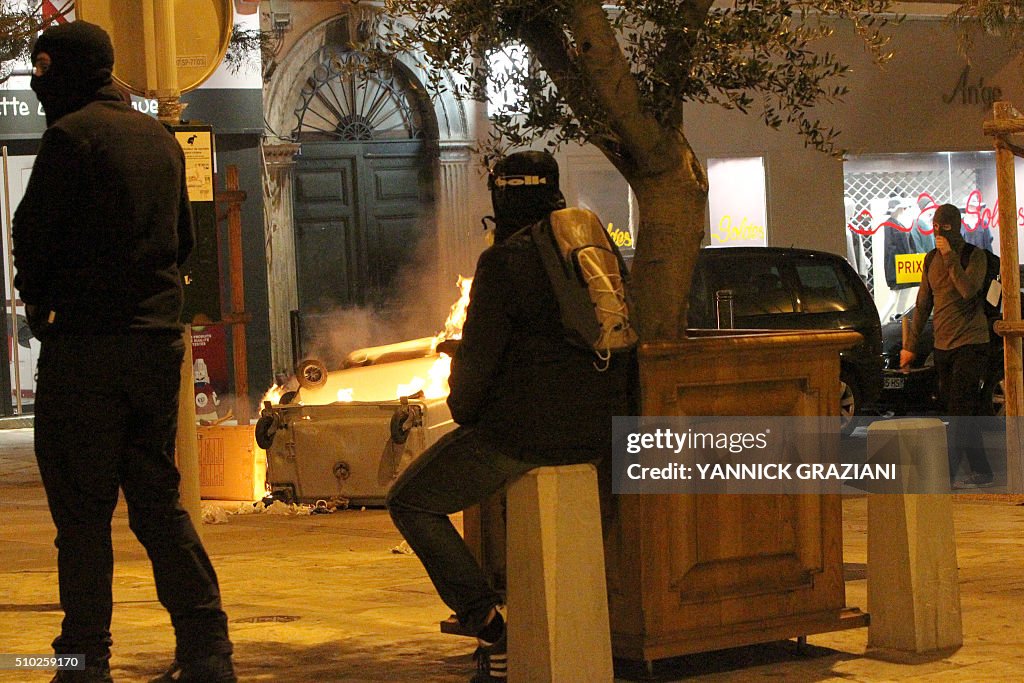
[
  {"xmin": 934, "ymin": 342, "xmax": 993, "ymax": 478},
  {"xmin": 34, "ymin": 334, "xmax": 232, "ymax": 667}
]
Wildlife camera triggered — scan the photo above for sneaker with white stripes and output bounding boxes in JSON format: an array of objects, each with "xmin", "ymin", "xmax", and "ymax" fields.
[{"xmin": 471, "ymin": 628, "xmax": 507, "ymax": 682}]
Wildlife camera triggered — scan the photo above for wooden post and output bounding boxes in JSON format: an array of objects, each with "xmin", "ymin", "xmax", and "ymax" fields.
[
  {"xmin": 218, "ymin": 166, "xmax": 251, "ymax": 424},
  {"xmin": 988, "ymin": 102, "xmax": 1024, "ymax": 492}
]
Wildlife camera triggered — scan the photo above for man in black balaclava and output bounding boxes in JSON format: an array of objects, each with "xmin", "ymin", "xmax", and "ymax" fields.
[
  {"xmin": 387, "ymin": 151, "xmax": 630, "ymax": 682},
  {"xmin": 29, "ymin": 20, "xmax": 115, "ymax": 127},
  {"xmin": 13, "ymin": 21, "xmax": 236, "ymax": 683},
  {"xmin": 488, "ymin": 149, "xmax": 566, "ymax": 242},
  {"xmin": 902, "ymin": 203, "xmax": 994, "ymax": 488}
]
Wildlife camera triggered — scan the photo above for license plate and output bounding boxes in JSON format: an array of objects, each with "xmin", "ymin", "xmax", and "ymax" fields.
[{"xmin": 884, "ymin": 375, "xmax": 906, "ymax": 390}]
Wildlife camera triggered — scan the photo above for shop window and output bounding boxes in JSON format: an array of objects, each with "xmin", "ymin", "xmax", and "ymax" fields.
[
  {"xmin": 707, "ymin": 157, "xmax": 768, "ymax": 248},
  {"xmin": 573, "ymin": 168, "xmax": 634, "ymax": 258},
  {"xmin": 843, "ymin": 151, "xmax": 1024, "ymax": 322}
]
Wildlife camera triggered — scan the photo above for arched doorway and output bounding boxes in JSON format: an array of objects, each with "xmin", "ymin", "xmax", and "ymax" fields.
[
  {"xmin": 290, "ymin": 47, "xmax": 435, "ymax": 358},
  {"xmin": 262, "ymin": 10, "xmax": 479, "ymax": 376}
]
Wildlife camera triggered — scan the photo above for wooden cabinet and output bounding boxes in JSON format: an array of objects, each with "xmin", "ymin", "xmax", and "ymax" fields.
[{"xmin": 607, "ymin": 330, "xmax": 868, "ymax": 660}]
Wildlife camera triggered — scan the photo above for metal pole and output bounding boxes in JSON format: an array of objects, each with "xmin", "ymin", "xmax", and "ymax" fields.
[
  {"xmin": 2, "ymin": 147, "xmax": 22, "ymax": 414},
  {"xmin": 146, "ymin": 0, "xmax": 183, "ymax": 125}
]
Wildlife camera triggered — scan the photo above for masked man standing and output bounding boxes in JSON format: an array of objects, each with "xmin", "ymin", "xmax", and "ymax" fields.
[
  {"xmin": 13, "ymin": 21, "xmax": 235, "ymax": 683},
  {"xmin": 901, "ymin": 203, "xmax": 994, "ymax": 489}
]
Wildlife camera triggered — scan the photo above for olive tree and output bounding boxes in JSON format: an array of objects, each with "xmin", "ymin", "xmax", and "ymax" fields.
[
  {"xmin": 949, "ymin": 0, "xmax": 1024, "ymax": 53},
  {"xmin": 381, "ymin": 0, "xmax": 895, "ymax": 341}
]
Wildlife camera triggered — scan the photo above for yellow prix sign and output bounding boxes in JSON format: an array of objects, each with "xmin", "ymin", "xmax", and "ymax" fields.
[{"xmin": 895, "ymin": 253, "xmax": 926, "ymax": 284}]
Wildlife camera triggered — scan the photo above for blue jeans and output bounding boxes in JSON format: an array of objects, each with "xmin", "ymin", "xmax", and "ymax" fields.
[
  {"xmin": 386, "ymin": 426, "xmax": 536, "ymax": 633},
  {"xmin": 34, "ymin": 334, "xmax": 232, "ymax": 667}
]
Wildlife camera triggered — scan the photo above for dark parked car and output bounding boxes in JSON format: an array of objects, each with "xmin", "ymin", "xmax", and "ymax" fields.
[
  {"xmin": 687, "ymin": 247, "xmax": 884, "ymax": 422},
  {"xmin": 878, "ymin": 305, "xmax": 1004, "ymax": 415}
]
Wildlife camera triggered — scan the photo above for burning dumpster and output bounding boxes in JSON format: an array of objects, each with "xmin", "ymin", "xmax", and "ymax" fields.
[
  {"xmin": 256, "ymin": 279, "xmax": 471, "ymax": 506},
  {"xmin": 258, "ymin": 356, "xmax": 456, "ymax": 506}
]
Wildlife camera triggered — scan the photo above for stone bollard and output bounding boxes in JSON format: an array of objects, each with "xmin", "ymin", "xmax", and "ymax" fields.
[
  {"xmin": 866, "ymin": 418, "xmax": 962, "ymax": 652},
  {"xmin": 506, "ymin": 464, "xmax": 613, "ymax": 682},
  {"xmin": 175, "ymin": 325, "xmax": 203, "ymax": 537}
]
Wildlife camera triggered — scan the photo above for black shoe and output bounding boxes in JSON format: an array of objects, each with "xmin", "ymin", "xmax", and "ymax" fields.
[
  {"xmin": 470, "ymin": 628, "xmax": 507, "ymax": 682},
  {"xmin": 50, "ymin": 665, "xmax": 113, "ymax": 683},
  {"xmin": 952, "ymin": 472, "xmax": 995, "ymax": 489},
  {"xmin": 148, "ymin": 655, "xmax": 236, "ymax": 683}
]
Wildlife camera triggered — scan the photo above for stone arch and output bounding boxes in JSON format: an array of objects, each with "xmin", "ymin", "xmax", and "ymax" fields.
[
  {"xmin": 265, "ymin": 9, "xmax": 470, "ymax": 145},
  {"xmin": 261, "ymin": 7, "xmax": 483, "ymax": 374}
]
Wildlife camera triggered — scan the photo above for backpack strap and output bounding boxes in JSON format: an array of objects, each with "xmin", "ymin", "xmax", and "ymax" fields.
[
  {"xmin": 959, "ymin": 242, "xmax": 974, "ymax": 270},
  {"xmin": 923, "ymin": 243, "xmax": 974, "ymax": 275},
  {"xmin": 923, "ymin": 248, "xmax": 937, "ymax": 276}
]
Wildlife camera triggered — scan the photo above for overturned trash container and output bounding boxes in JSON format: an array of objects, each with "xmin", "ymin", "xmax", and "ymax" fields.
[{"xmin": 258, "ymin": 354, "xmax": 456, "ymax": 506}]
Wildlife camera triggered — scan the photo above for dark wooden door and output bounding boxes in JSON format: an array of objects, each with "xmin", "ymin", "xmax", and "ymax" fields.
[{"xmin": 293, "ymin": 140, "xmax": 431, "ymax": 324}]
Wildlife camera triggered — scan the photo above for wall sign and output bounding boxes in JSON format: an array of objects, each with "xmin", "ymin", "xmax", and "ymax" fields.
[
  {"xmin": 707, "ymin": 157, "xmax": 768, "ymax": 248},
  {"xmin": 942, "ymin": 66, "xmax": 1003, "ymax": 108}
]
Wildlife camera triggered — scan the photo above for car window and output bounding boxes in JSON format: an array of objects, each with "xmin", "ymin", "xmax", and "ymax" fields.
[
  {"xmin": 706, "ymin": 258, "xmax": 796, "ymax": 316},
  {"xmin": 793, "ymin": 261, "xmax": 858, "ymax": 313}
]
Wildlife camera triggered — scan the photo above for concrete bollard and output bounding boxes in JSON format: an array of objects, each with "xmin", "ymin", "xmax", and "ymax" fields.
[
  {"xmin": 506, "ymin": 464, "xmax": 613, "ymax": 683},
  {"xmin": 175, "ymin": 325, "xmax": 203, "ymax": 537},
  {"xmin": 866, "ymin": 418, "xmax": 962, "ymax": 652}
]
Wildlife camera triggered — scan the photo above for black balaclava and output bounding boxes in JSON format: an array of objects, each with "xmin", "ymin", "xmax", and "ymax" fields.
[
  {"xmin": 488, "ymin": 151, "xmax": 566, "ymax": 242},
  {"xmin": 30, "ymin": 21, "xmax": 115, "ymax": 126},
  {"xmin": 934, "ymin": 203, "xmax": 964, "ymax": 248}
]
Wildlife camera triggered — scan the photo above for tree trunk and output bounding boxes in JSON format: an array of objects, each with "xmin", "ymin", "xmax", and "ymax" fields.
[{"xmin": 627, "ymin": 154, "xmax": 708, "ymax": 342}]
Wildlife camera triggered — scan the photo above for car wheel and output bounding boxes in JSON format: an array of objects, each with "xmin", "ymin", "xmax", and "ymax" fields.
[
  {"xmin": 839, "ymin": 373, "xmax": 860, "ymax": 433},
  {"xmin": 983, "ymin": 374, "xmax": 1006, "ymax": 417}
]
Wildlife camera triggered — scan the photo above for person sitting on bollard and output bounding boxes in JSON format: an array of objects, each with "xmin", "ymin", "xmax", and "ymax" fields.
[{"xmin": 386, "ymin": 151, "xmax": 632, "ymax": 682}]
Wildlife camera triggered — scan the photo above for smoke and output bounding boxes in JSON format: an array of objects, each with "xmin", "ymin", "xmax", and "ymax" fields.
[{"xmin": 298, "ymin": 224, "xmax": 476, "ymax": 371}]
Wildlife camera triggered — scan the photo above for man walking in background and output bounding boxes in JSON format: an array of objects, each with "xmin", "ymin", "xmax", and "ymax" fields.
[
  {"xmin": 901, "ymin": 203, "xmax": 994, "ymax": 488},
  {"xmin": 13, "ymin": 21, "xmax": 235, "ymax": 682}
]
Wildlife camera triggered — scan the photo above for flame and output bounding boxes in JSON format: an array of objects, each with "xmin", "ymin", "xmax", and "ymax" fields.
[
  {"xmin": 261, "ymin": 384, "xmax": 287, "ymax": 407},
  {"xmin": 425, "ymin": 354, "xmax": 453, "ymax": 398},
  {"xmin": 268, "ymin": 277, "xmax": 473, "ymax": 406},
  {"xmin": 396, "ymin": 354, "xmax": 453, "ymax": 400},
  {"xmin": 432, "ymin": 276, "xmax": 473, "ymax": 351}
]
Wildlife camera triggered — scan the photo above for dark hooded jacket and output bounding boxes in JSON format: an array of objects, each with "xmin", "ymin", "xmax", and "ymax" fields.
[
  {"xmin": 447, "ymin": 152, "xmax": 632, "ymax": 463},
  {"xmin": 13, "ymin": 21, "xmax": 193, "ymax": 337}
]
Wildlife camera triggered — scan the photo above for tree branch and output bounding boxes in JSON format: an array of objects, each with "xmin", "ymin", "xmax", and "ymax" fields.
[
  {"xmin": 660, "ymin": 0, "xmax": 716, "ymax": 126},
  {"xmin": 508, "ymin": 12, "xmax": 624, "ymax": 172},
  {"xmin": 562, "ymin": 0, "xmax": 678, "ymax": 176}
]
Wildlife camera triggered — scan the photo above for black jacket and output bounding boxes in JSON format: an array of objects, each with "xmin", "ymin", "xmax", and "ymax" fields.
[
  {"xmin": 448, "ymin": 229, "xmax": 633, "ymax": 464},
  {"xmin": 12, "ymin": 85, "xmax": 193, "ymax": 336}
]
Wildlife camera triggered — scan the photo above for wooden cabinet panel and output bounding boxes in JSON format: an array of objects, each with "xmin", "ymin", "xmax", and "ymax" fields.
[{"xmin": 608, "ymin": 330, "xmax": 867, "ymax": 661}]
